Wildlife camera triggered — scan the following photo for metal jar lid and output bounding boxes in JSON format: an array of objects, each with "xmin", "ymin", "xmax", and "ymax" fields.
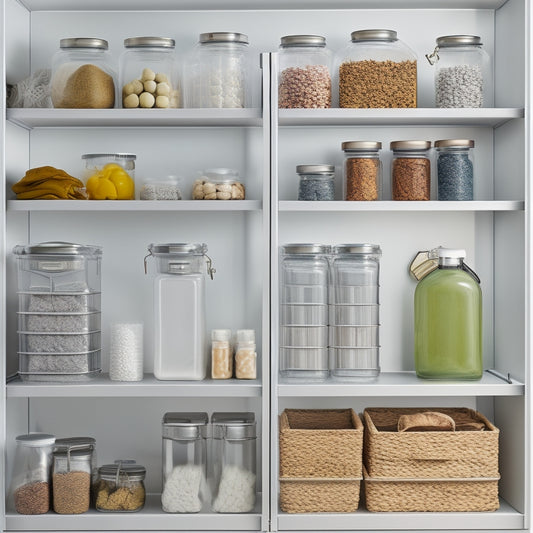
[
  {"xmin": 60, "ymin": 38, "xmax": 108, "ymax": 50},
  {"xmin": 296, "ymin": 165, "xmax": 334, "ymax": 175},
  {"xmin": 351, "ymin": 29, "xmax": 397, "ymax": 42},
  {"xmin": 13, "ymin": 242, "xmax": 102, "ymax": 257},
  {"xmin": 124, "ymin": 36, "xmax": 175, "ymax": 48},
  {"xmin": 211, "ymin": 412, "xmax": 256, "ymax": 440},
  {"xmin": 16, "ymin": 433, "xmax": 55, "ymax": 447},
  {"xmin": 333, "ymin": 243, "xmax": 382, "ymax": 256},
  {"xmin": 82, "ymin": 153, "xmax": 136, "ymax": 161},
  {"xmin": 54, "ymin": 436, "xmax": 95, "ymax": 452},
  {"xmin": 99, "ymin": 461, "xmax": 146, "ymax": 481},
  {"xmin": 53, "ymin": 448, "xmax": 93, "ymax": 460},
  {"xmin": 282, "ymin": 243, "xmax": 330, "ymax": 255},
  {"xmin": 148, "ymin": 243, "xmax": 207, "ymax": 256},
  {"xmin": 434, "ymin": 139, "xmax": 475, "ymax": 149},
  {"xmin": 280, "ymin": 35, "xmax": 326, "ymax": 47},
  {"xmin": 342, "ymin": 141, "xmax": 382, "ymax": 152},
  {"xmin": 390, "ymin": 140, "xmax": 431, "ymax": 151},
  {"xmin": 199, "ymin": 32, "xmax": 249, "ymax": 45},
  {"xmin": 436, "ymin": 35, "xmax": 482, "ymax": 47},
  {"xmin": 163, "ymin": 412, "xmax": 209, "ymax": 440}
]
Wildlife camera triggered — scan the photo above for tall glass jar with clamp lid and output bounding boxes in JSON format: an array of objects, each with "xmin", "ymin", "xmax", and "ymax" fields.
[
  {"xmin": 119, "ymin": 37, "xmax": 180, "ymax": 109},
  {"xmin": 185, "ymin": 32, "xmax": 251, "ymax": 108},
  {"xmin": 54, "ymin": 437, "xmax": 97, "ymax": 497},
  {"xmin": 211, "ymin": 412, "xmax": 257, "ymax": 513},
  {"xmin": 426, "ymin": 35, "xmax": 493, "ymax": 108},
  {"xmin": 144, "ymin": 243, "xmax": 216, "ymax": 380},
  {"xmin": 278, "ymin": 35, "xmax": 332, "ymax": 108},
  {"xmin": 161, "ymin": 412, "xmax": 209, "ymax": 513},
  {"xmin": 51, "ymin": 38, "xmax": 116, "ymax": 109}
]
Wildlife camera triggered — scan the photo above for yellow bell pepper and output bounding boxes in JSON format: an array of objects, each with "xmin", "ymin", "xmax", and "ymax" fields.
[{"xmin": 86, "ymin": 163, "xmax": 134, "ymax": 200}]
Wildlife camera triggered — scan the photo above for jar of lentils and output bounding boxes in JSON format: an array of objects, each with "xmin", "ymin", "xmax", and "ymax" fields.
[
  {"xmin": 435, "ymin": 139, "xmax": 474, "ymax": 201},
  {"xmin": 278, "ymin": 35, "xmax": 332, "ymax": 109},
  {"xmin": 119, "ymin": 37, "xmax": 180, "ymax": 109},
  {"xmin": 426, "ymin": 35, "xmax": 492, "ymax": 108},
  {"xmin": 336, "ymin": 29, "xmax": 417, "ymax": 108},
  {"xmin": 297, "ymin": 165, "xmax": 335, "ymax": 201},
  {"xmin": 342, "ymin": 141, "xmax": 382, "ymax": 201},
  {"xmin": 390, "ymin": 140, "xmax": 431, "ymax": 201}
]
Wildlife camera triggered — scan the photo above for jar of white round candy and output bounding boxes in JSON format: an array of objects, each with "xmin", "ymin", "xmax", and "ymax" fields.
[
  {"xmin": 139, "ymin": 176, "xmax": 182, "ymax": 200},
  {"xmin": 119, "ymin": 37, "xmax": 180, "ymax": 109},
  {"xmin": 192, "ymin": 168, "xmax": 245, "ymax": 200},
  {"xmin": 426, "ymin": 35, "xmax": 493, "ymax": 108}
]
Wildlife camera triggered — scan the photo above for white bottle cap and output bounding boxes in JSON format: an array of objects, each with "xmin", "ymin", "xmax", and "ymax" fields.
[
  {"xmin": 236, "ymin": 329, "xmax": 255, "ymax": 344},
  {"xmin": 438, "ymin": 248, "xmax": 466, "ymax": 259},
  {"xmin": 212, "ymin": 329, "xmax": 231, "ymax": 342}
]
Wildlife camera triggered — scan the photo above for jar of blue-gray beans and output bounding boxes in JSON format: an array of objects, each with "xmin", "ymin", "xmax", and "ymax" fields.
[
  {"xmin": 297, "ymin": 164, "xmax": 335, "ymax": 201},
  {"xmin": 435, "ymin": 139, "xmax": 474, "ymax": 201}
]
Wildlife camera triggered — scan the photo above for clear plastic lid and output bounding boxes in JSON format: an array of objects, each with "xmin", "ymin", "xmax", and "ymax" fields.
[
  {"xmin": 16, "ymin": 433, "xmax": 56, "ymax": 447},
  {"xmin": 236, "ymin": 329, "xmax": 255, "ymax": 344},
  {"xmin": 212, "ymin": 329, "xmax": 232, "ymax": 342}
]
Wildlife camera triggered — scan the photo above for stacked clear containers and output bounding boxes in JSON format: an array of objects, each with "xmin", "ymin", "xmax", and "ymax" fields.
[
  {"xmin": 330, "ymin": 244, "xmax": 381, "ymax": 380},
  {"xmin": 161, "ymin": 412, "xmax": 208, "ymax": 513},
  {"xmin": 211, "ymin": 412, "xmax": 257, "ymax": 513},
  {"xmin": 279, "ymin": 244, "xmax": 330, "ymax": 381},
  {"xmin": 14, "ymin": 242, "xmax": 102, "ymax": 381}
]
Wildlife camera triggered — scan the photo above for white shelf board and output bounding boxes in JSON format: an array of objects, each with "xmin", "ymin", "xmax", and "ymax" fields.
[
  {"xmin": 17, "ymin": 0, "xmax": 509, "ymax": 11},
  {"xmin": 6, "ymin": 373, "xmax": 262, "ymax": 398},
  {"xmin": 7, "ymin": 200, "xmax": 262, "ymax": 212},
  {"xmin": 277, "ymin": 371, "xmax": 524, "ymax": 397},
  {"xmin": 6, "ymin": 494, "xmax": 261, "ymax": 531},
  {"xmin": 277, "ymin": 498, "xmax": 522, "ymax": 531},
  {"xmin": 278, "ymin": 108, "xmax": 524, "ymax": 127},
  {"xmin": 279, "ymin": 201, "xmax": 524, "ymax": 212},
  {"xmin": 6, "ymin": 108, "xmax": 262, "ymax": 129}
]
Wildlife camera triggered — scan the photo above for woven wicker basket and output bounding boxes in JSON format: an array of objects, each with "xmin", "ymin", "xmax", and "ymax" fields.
[
  {"xmin": 279, "ymin": 408, "xmax": 363, "ymax": 513},
  {"xmin": 363, "ymin": 407, "xmax": 500, "ymax": 512}
]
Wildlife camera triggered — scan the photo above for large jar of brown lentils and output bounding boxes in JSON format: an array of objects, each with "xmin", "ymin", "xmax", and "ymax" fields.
[
  {"xmin": 390, "ymin": 140, "xmax": 431, "ymax": 201},
  {"xmin": 336, "ymin": 29, "xmax": 417, "ymax": 108}
]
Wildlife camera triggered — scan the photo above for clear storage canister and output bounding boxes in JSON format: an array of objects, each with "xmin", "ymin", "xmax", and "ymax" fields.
[
  {"xmin": 193, "ymin": 168, "xmax": 245, "ymax": 200},
  {"xmin": 145, "ymin": 243, "xmax": 216, "ymax": 380},
  {"xmin": 435, "ymin": 139, "xmax": 474, "ymax": 201},
  {"xmin": 119, "ymin": 37, "xmax": 180, "ymax": 109},
  {"xmin": 426, "ymin": 35, "xmax": 493, "ymax": 108},
  {"xmin": 95, "ymin": 461, "xmax": 146, "ymax": 512},
  {"xmin": 342, "ymin": 141, "xmax": 382, "ymax": 201},
  {"xmin": 54, "ymin": 436, "xmax": 97, "ymax": 491},
  {"xmin": 185, "ymin": 32, "xmax": 251, "ymax": 108},
  {"xmin": 211, "ymin": 412, "xmax": 257, "ymax": 513},
  {"xmin": 52, "ymin": 444, "xmax": 93, "ymax": 514},
  {"xmin": 51, "ymin": 38, "xmax": 116, "ymax": 109},
  {"xmin": 13, "ymin": 242, "xmax": 102, "ymax": 382},
  {"xmin": 297, "ymin": 164, "xmax": 335, "ymax": 201},
  {"xmin": 330, "ymin": 244, "xmax": 381, "ymax": 380},
  {"xmin": 9, "ymin": 433, "xmax": 55, "ymax": 514},
  {"xmin": 337, "ymin": 29, "xmax": 417, "ymax": 108},
  {"xmin": 278, "ymin": 35, "xmax": 332, "ymax": 109},
  {"xmin": 280, "ymin": 244, "xmax": 330, "ymax": 382},
  {"xmin": 82, "ymin": 153, "xmax": 136, "ymax": 200},
  {"xmin": 161, "ymin": 412, "xmax": 208, "ymax": 513},
  {"xmin": 391, "ymin": 140, "xmax": 431, "ymax": 201}
]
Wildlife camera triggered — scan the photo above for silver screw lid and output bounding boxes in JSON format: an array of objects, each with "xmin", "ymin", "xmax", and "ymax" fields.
[
  {"xmin": 211, "ymin": 412, "xmax": 256, "ymax": 440},
  {"xmin": 332, "ymin": 243, "xmax": 382, "ymax": 255},
  {"xmin": 351, "ymin": 29, "xmax": 397, "ymax": 42},
  {"xmin": 282, "ymin": 243, "xmax": 330, "ymax": 255},
  {"xmin": 296, "ymin": 165, "xmax": 335, "ymax": 174},
  {"xmin": 342, "ymin": 141, "xmax": 382, "ymax": 151},
  {"xmin": 436, "ymin": 35, "xmax": 482, "ymax": 47},
  {"xmin": 390, "ymin": 140, "xmax": 431, "ymax": 151},
  {"xmin": 280, "ymin": 35, "xmax": 326, "ymax": 47},
  {"xmin": 199, "ymin": 32, "xmax": 249, "ymax": 44},
  {"xmin": 124, "ymin": 36, "xmax": 175, "ymax": 48},
  {"xmin": 148, "ymin": 243, "xmax": 207, "ymax": 256},
  {"xmin": 60, "ymin": 38, "xmax": 108, "ymax": 49},
  {"xmin": 163, "ymin": 412, "xmax": 209, "ymax": 440},
  {"xmin": 434, "ymin": 139, "xmax": 475, "ymax": 149},
  {"xmin": 13, "ymin": 242, "xmax": 102, "ymax": 256}
]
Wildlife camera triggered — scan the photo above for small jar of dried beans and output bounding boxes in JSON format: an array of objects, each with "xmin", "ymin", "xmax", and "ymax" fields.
[
  {"xmin": 390, "ymin": 140, "xmax": 432, "ymax": 201},
  {"xmin": 342, "ymin": 141, "xmax": 382, "ymax": 201}
]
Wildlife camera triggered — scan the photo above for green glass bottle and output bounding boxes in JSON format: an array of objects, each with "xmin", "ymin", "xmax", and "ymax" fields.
[{"xmin": 414, "ymin": 248, "xmax": 482, "ymax": 380}]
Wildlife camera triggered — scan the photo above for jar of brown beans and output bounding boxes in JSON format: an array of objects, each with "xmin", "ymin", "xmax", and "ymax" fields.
[
  {"xmin": 342, "ymin": 141, "xmax": 382, "ymax": 201},
  {"xmin": 390, "ymin": 141, "xmax": 431, "ymax": 201}
]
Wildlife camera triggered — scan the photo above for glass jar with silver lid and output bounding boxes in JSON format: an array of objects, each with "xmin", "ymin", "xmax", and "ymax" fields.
[
  {"xmin": 336, "ymin": 29, "xmax": 417, "ymax": 108},
  {"xmin": 210, "ymin": 412, "xmax": 257, "ymax": 513},
  {"xmin": 119, "ymin": 37, "xmax": 180, "ymax": 109},
  {"xmin": 185, "ymin": 32, "xmax": 251, "ymax": 108},
  {"xmin": 297, "ymin": 164, "xmax": 335, "ymax": 201},
  {"xmin": 51, "ymin": 38, "xmax": 116, "ymax": 109},
  {"xmin": 426, "ymin": 35, "xmax": 492, "ymax": 108},
  {"xmin": 95, "ymin": 461, "xmax": 146, "ymax": 512},
  {"xmin": 278, "ymin": 35, "xmax": 332, "ymax": 108},
  {"xmin": 161, "ymin": 412, "xmax": 209, "ymax": 513},
  {"xmin": 342, "ymin": 141, "xmax": 382, "ymax": 201}
]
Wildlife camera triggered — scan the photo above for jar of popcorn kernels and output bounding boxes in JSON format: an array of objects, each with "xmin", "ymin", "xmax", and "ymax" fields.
[{"xmin": 119, "ymin": 37, "xmax": 180, "ymax": 109}]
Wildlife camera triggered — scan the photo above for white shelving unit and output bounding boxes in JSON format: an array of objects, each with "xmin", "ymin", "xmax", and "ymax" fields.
[{"xmin": 1, "ymin": 1, "xmax": 531, "ymax": 533}]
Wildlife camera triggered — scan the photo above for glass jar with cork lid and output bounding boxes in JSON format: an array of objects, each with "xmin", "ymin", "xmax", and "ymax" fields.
[
  {"xmin": 336, "ymin": 29, "xmax": 417, "ymax": 108},
  {"xmin": 390, "ymin": 140, "xmax": 432, "ymax": 201}
]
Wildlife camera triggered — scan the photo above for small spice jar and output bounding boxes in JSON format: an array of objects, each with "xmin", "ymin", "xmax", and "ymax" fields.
[
  {"xmin": 342, "ymin": 141, "xmax": 382, "ymax": 201},
  {"xmin": 52, "ymin": 444, "xmax": 93, "ymax": 514},
  {"xmin": 278, "ymin": 35, "xmax": 332, "ymax": 109},
  {"xmin": 336, "ymin": 29, "xmax": 417, "ymax": 108},
  {"xmin": 161, "ymin": 412, "xmax": 209, "ymax": 513},
  {"xmin": 192, "ymin": 168, "xmax": 245, "ymax": 200},
  {"xmin": 211, "ymin": 329, "xmax": 232, "ymax": 379},
  {"xmin": 297, "ymin": 165, "xmax": 335, "ymax": 201},
  {"xmin": 235, "ymin": 329, "xmax": 257, "ymax": 379},
  {"xmin": 51, "ymin": 38, "xmax": 116, "ymax": 109},
  {"xmin": 9, "ymin": 433, "xmax": 55, "ymax": 515},
  {"xmin": 185, "ymin": 32, "xmax": 251, "ymax": 108},
  {"xmin": 211, "ymin": 412, "xmax": 257, "ymax": 513},
  {"xmin": 390, "ymin": 140, "xmax": 431, "ymax": 201},
  {"xmin": 426, "ymin": 35, "xmax": 492, "ymax": 108},
  {"xmin": 119, "ymin": 37, "xmax": 180, "ymax": 109},
  {"xmin": 95, "ymin": 461, "xmax": 146, "ymax": 512},
  {"xmin": 435, "ymin": 139, "xmax": 475, "ymax": 201}
]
